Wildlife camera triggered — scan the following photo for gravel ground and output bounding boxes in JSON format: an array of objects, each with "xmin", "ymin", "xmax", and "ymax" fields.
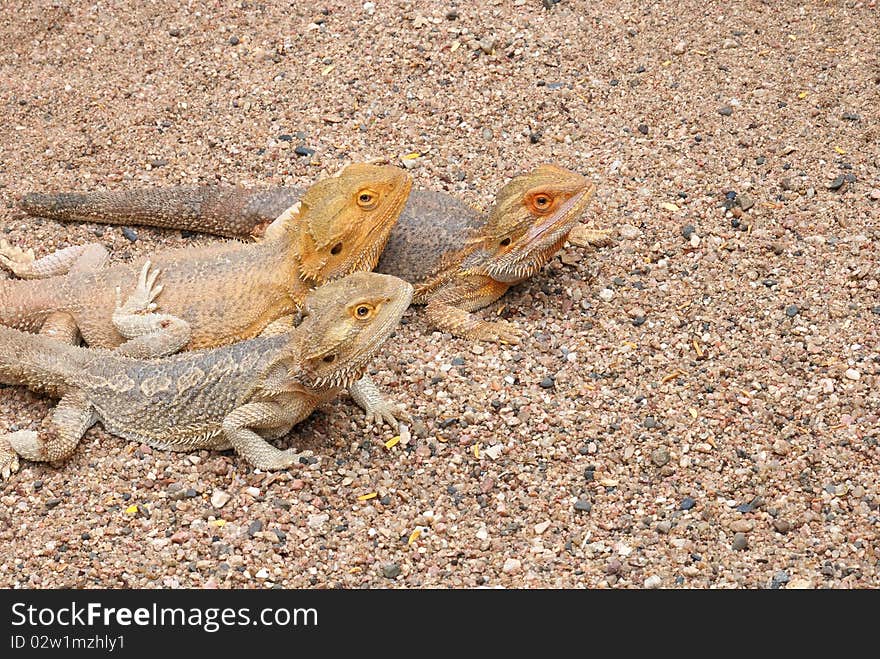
[{"xmin": 0, "ymin": 0, "xmax": 878, "ymax": 589}]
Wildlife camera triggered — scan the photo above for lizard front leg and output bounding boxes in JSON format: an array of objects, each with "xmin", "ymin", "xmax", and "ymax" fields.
[
  {"xmin": 349, "ymin": 374, "xmax": 410, "ymax": 427},
  {"xmin": 0, "ymin": 389, "xmax": 96, "ymax": 479},
  {"xmin": 221, "ymin": 401, "xmax": 305, "ymax": 470},
  {"xmin": 0, "ymin": 240, "xmax": 108, "ymax": 279},
  {"xmin": 111, "ymin": 261, "xmax": 192, "ymax": 358},
  {"xmin": 423, "ymin": 276, "xmax": 522, "ymax": 344}
]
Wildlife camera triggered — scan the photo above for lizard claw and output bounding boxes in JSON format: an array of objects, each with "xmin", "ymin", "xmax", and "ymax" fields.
[
  {"xmin": 116, "ymin": 261, "xmax": 164, "ymax": 315},
  {"xmin": 364, "ymin": 402, "xmax": 410, "ymax": 428},
  {"xmin": 0, "ymin": 435, "xmax": 22, "ymax": 480},
  {"xmin": 486, "ymin": 319, "xmax": 523, "ymax": 345},
  {"xmin": 0, "ymin": 239, "xmax": 36, "ymax": 277}
]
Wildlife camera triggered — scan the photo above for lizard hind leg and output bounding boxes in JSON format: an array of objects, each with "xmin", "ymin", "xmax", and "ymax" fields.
[
  {"xmin": 40, "ymin": 311, "xmax": 81, "ymax": 345},
  {"xmin": 111, "ymin": 260, "xmax": 192, "ymax": 359},
  {"xmin": 2, "ymin": 390, "xmax": 96, "ymax": 476},
  {"xmin": 0, "ymin": 240, "xmax": 108, "ymax": 279},
  {"xmin": 221, "ymin": 402, "xmax": 302, "ymax": 471}
]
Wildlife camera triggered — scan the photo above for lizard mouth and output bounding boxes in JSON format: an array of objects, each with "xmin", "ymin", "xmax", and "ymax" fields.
[{"xmin": 483, "ymin": 184, "xmax": 595, "ymax": 284}]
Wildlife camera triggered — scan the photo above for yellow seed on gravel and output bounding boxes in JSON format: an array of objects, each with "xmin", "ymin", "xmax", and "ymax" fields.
[
  {"xmin": 321, "ymin": 64, "xmax": 335, "ymax": 75},
  {"xmin": 835, "ymin": 146, "xmax": 846, "ymax": 154},
  {"xmin": 689, "ymin": 408, "xmax": 699, "ymax": 419},
  {"xmin": 662, "ymin": 60, "xmax": 671, "ymax": 66},
  {"xmin": 451, "ymin": 41, "xmax": 460, "ymax": 52},
  {"xmin": 474, "ymin": 444, "xmax": 480, "ymax": 458},
  {"xmin": 358, "ymin": 492, "xmax": 378, "ymax": 501},
  {"xmin": 407, "ymin": 529, "xmax": 421, "ymax": 545},
  {"xmin": 124, "ymin": 505, "xmax": 138, "ymax": 515},
  {"xmin": 385, "ymin": 436, "xmax": 400, "ymax": 449},
  {"xmin": 402, "ymin": 152, "xmax": 421, "ymax": 160},
  {"xmin": 661, "ymin": 202, "xmax": 680, "ymax": 212},
  {"xmin": 798, "ymin": 91, "xmax": 808, "ymax": 99},
  {"xmin": 693, "ymin": 338, "xmax": 704, "ymax": 357},
  {"xmin": 349, "ymin": 567, "xmax": 361, "ymax": 574},
  {"xmin": 210, "ymin": 519, "xmax": 226, "ymax": 527}
]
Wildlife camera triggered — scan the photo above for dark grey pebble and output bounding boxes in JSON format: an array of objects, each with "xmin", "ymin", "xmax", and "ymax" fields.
[
  {"xmin": 871, "ymin": 306, "xmax": 880, "ymax": 315},
  {"xmin": 574, "ymin": 497, "xmax": 592, "ymax": 512},
  {"xmin": 45, "ymin": 498, "xmax": 62, "ymax": 508},
  {"xmin": 718, "ymin": 106, "xmax": 733, "ymax": 116},
  {"xmin": 451, "ymin": 357, "xmax": 465, "ymax": 366},
  {"xmin": 278, "ymin": 134, "xmax": 293, "ymax": 141},
  {"xmin": 643, "ymin": 416, "xmax": 657, "ymax": 428},
  {"xmin": 529, "ymin": 131, "xmax": 542, "ymax": 144},
  {"xmin": 382, "ymin": 563, "xmax": 401, "ymax": 579},
  {"xmin": 632, "ymin": 316, "xmax": 646, "ymax": 326},
  {"xmin": 770, "ymin": 571, "xmax": 790, "ymax": 589},
  {"xmin": 732, "ymin": 532, "xmax": 748, "ymax": 551},
  {"xmin": 228, "ymin": 36, "xmax": 240, "ymax": 45},
  {"xmin": 828, "ymin": 176, "xmax": 845, "ymax": 190},
  {"xmin": 785, "ymin": 304, "xmax": 799, "ymax": 317},
  {"xmin": 583, "ymin": 467, "xmax": 595, "ymax": 481},
  {"xmin": 539, "ymin": 376, "xmax": 555, "ymax": 389},
  {"xmin": 294, "ymin": 145, "xmax": 315, "ymax": 157},
  {"xmin": 681, "ymin": 224, "xmax": 695, "ymax": 239},
  {"xmin": 122, "ymin": 227, "xmax": 138, "ymax": 242},
  {"xmin": 638, "ymin": 124, "xmax": 648, "ymax": 135},
  {"xmin": 247, "ymin": 520, "xmax": 263, "ymax": 537},
  {"xmin": 169, "ymin": 28, "xmax": 182, "ymax": 37},
  {"xmin": 380, "ymin": 495, "xmax": 391, "ymax": 506},
  {"xmin": 756, "ymin": 156, "xmax": 766, "ymax": 165},
  {"xmin": 680, "ymin": 497, "xmax": 696, "ymax": 510}
]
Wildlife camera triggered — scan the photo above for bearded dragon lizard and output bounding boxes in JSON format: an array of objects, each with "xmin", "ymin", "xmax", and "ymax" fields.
[
  {"xmin": 0, "ymin": 271, "xmax": 413, "ymax": 478},
  {"xmin": 16, "ymin": 164, "xmax": 607, "ymax": 343}
]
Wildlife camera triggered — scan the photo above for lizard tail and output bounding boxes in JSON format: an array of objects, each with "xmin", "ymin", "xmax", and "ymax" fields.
[
  {"xmin": 19, "ymin": 187, "xmax": 303, "ymax": 239},
  {"xmin": 0, "ymin": 325, "xmax": 86, "ymax": 390}
]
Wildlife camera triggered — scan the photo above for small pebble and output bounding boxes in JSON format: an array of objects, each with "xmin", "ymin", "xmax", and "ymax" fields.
[
  {"xmin": 651, "ymin": 447, "xmax": 670, "ymax": 467},
  {"xmin": 574, "ymin": 497, "xmax": 592, "ymax": 513},
  {"xmin": 773, "ymin": 519, "xmax": 792, "ymax": 533},
  {"xmin": 732, "ymin": 532, "xmax": 748, "ymax": 551},
  {"xmin": 248, "ymin": 520, "xmax": 263, "ymax": 537},
  {"xmin": 637, "ymin": 124, "xmax": 648, "ymax": 135},
  {"xmin": 539, "ymin": 376, "xmax": 555, "ymax": 389},
  {"xmin": 294, "ymin": 145, "xmax": 315, "ymax": 157},
  {"xmin": 502, "ymin": 558, "xmax": 522, "ymax": 573},
  {"xmin": 844, "ymin": 369, "xmax": 860, "ymax": 381},
  {"xmin": 382, "ymin": 563, "xmax": 401, "ymax": 579},
  {"xmin": 210, "ymin": 490, "xmax": 231, "ymax": 509},
  {"xmin": 718, "ymin": 106, "xmax": 733, "ymax": 116},
  {"xmin": 681, "ymin": 224, "xmax": 695, "ymax": 239},
  {"xmin": 618, "ymin": 224, "xmax": 642, "ymax": 240},
  {"xmin": 121, "ymin": 227, "xmax": 138, "ymax": 242},
  {"xmin": 644, "ymin": 575, "xmax": 662, "ymax": 589},
  {"xmin": 598, "ymin": 288, "xmax": 614, "ymax": 301},
  {"xmin": 680, "ymin": 497, "xmax": 696, "ymax": 510},
  {"xmin": 785, "ymin": 304, "xmax": 799, "ymax": 317},
  {"xmin": 643, "ymin": 416, "xmax": 657, "ymax": 429},
  {"xmin": 828, "ymin": 175, "xmax": 845, "ymax": 191}
]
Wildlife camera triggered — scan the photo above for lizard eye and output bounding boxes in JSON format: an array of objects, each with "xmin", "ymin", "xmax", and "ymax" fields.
[
  {"xmin": 322, "ymin": 354, "xmax": 336, "ymax": 364},
  {"xmin": 528, "ymin": 192, "xmax": 555, "ymax": 214},
  {"xmin": 330, "ymin": 242, "xmax": 343, "ymax": 255},
  {"xmin": 499, "ymin": 237, "xmax": 512, "ymax": 247},
  {"xmin": 357, "ymin": 189, "xmax": 379, "ymax": 210},
  {"xmin": 353, "ymin": 303, "xmax": 375, "ymax": 320}
]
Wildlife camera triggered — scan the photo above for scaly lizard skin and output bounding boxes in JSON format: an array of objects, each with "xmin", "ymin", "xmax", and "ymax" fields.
[
  {"xmin": 0, "ymin": 271, "xmax": 413, "ymax": 478},
  {"xmin": 17, "ymin": 165, "xmax": 607, "ymax": 343},
  {"xmin": 1, "ymin": 163, "xmax": 410, "ymax": 353}
]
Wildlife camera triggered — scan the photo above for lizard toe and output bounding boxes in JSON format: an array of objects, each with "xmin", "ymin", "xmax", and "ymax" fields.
[{"xmin": 0, "ymin": 436, "xmax": 22, "ymax": 480}]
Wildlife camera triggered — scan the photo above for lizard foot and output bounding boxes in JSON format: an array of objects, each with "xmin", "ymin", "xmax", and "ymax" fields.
[
  {"xmin": 6, "ymin": 430, "xmax": 44, "ymax": 462},
  {"xmin": 0, "ymin": 435, "xmax": 22, "ymax": 480},
  {"xmin": 567, "ymin": 225, "xmax": 614, "ymax": 248},
  {"xmin": 115, "ymin": 260, "xmax": 163, "ymax": 316},
  {"xmin": 468, "ymin": 319, "xmax": 523, "ymax": 345},
  {"xmin": 363, "ymin": 401, "xmax": 411, "ymax": 428},
  {"xmin": 0, "ymin": 239, "xmax": 36, "ymax": 277},
  {"xmin": 254, "ymin": 448, "xmax": 304, "ymax": 471}
]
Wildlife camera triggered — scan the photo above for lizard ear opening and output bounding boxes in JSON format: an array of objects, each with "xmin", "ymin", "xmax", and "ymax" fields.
[
  {"xmin": 330, "ymin": 242, "xmax": 343, "ymax": 255},
  {"xmin": 322, "ymin": 354, "xmax": 337, "ymax": 364}
]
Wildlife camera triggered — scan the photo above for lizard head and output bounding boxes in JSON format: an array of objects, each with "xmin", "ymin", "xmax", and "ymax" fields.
[
  {"xmin": 474, "ymin": 164, "xmax": 595, "ymax": 284},
  {"xmin": 295, "ymin": 164, "xmax": 412, "ymax": 283},
  {"xmin": 285, "ymin": 272, "xmax": 413, "ymax": 391}
]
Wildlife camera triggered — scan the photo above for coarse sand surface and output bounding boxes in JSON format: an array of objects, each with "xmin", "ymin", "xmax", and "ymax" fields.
[{"xmin": 0, "ymin": 0, "xmax": 878, "ymax": 588}]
